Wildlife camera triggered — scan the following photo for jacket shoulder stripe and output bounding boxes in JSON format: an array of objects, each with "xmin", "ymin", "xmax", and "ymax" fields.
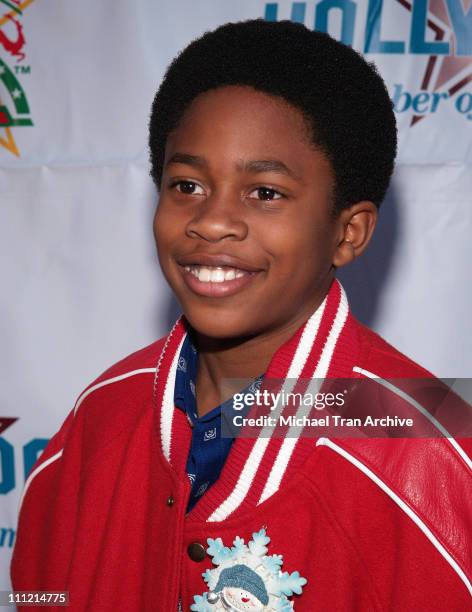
[
  {"xmin": 19, "ymin": 368, "xmax": 156, "ymax": 514},
  {"xmin": 352, "ymin": 366, "xmax": 472, "ymax": 471},
  {"xmin": 19, "ymin": 449, "xmax": 64, "ymax": 513},
  {"xmin": 316, "ymin": 437, "xmax": 472, "ymax": 597},
  {"xmin": 73, "ymin": 368, "xmax": 156, "ymax": 415}
]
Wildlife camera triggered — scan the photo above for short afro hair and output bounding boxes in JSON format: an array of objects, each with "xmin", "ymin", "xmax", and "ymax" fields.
[{"xmin": 149, "ymin": 19, "xmax": 397, "ymax": 212}]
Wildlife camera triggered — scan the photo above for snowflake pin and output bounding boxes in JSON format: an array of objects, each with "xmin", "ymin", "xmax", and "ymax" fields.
[{"xmin": 190, "ymin": 528, "xmax": 307, "ymax": 611}]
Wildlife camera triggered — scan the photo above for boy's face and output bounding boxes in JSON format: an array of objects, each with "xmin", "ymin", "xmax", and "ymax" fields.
[{"xmin": 154, "ymin": 85, "xmax": 344, "ymax": 339}]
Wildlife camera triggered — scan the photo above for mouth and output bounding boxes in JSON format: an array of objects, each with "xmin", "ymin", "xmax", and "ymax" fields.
[
  {"xmin": 175, "ymin": 253, "xmax": 264, "ymax": 298},
  {"xmin": 176, "ymin": 253, "xmax": 264, "ymax": 298},
  {"xmin": 179, "ymin": 264, "xmax": 261, "ymax": 298}
]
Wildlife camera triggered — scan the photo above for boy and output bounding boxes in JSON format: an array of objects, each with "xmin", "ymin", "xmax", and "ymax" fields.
[{"xmin": 11, "ymin": 19, "xmax": 471, "ymax": 611}]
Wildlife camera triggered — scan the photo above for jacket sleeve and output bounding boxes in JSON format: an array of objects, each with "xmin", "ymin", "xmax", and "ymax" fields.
[{"xmin": 10, "ymin": 405, "xmax": 84, "ymax": 591}]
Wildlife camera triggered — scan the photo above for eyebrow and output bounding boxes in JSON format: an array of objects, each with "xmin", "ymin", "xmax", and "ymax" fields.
[
  {"xmin": 240, "ymin": 159, "xmax": 298, "ymax": 179},
  {"xmin": 166, "ymin": 152, "xmax": 299, "ymax": 180},
  {"xmin": 166, "ymin": 152, "xmax": 207, "ymax": 168}
]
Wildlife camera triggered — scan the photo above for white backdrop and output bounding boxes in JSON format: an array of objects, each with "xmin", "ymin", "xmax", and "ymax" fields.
[{"xmin": 1, "ymin": 0, "xmax": 471, "ymax": 589}]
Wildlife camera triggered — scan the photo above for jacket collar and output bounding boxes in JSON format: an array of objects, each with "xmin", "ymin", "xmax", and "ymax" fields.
[{"xmin": 152, "ymin": 278, "xmax": 360, "ymax": 521}]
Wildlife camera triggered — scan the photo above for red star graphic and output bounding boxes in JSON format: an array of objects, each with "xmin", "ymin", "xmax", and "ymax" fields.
[
  {"xmin": 0, "ymin": 417, "xmax": 18, "ymax": 434},
  {"xmin": 396, "ymin": 0, "xmax": 472, "ymax": 126}
]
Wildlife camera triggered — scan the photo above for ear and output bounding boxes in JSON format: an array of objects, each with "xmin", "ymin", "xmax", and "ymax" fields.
[{"xmin": 332, "ymin": 201, "xmax": 378, "ymax": 268}]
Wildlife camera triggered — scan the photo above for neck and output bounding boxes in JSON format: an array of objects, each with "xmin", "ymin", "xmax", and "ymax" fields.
[{"xmin": 192, "ymin": 278, "xmax": 333, "ymax": 416}]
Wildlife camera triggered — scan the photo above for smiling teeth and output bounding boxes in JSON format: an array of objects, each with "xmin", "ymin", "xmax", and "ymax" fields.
[{"xmin": 184, "ymin": 265, "xmax": 246, "ymax": 282}]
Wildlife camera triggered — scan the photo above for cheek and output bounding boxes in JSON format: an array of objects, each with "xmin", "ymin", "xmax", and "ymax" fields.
[
  {"xmin": 261, "ymin": 215, "xmax": 331, "ymax": 273},
  {"xmin": 260, "ymin": 221, "xmax": 336, "ymax": 307},
  {"xmin": 153, "ymin": 201, "xmax": 180, "ymax": 251},
  {"xmin": 153, "ymin": 209, "xmax": 181, "ymax": 284},
  {"xmin": 152, "ymin": 208, "xmax": 161, "ymax": 245}
]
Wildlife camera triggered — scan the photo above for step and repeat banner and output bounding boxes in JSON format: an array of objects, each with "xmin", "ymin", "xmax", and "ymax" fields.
[{"xmin": 1, "ymin": 0, "xmax": 471, "ymax": 589}]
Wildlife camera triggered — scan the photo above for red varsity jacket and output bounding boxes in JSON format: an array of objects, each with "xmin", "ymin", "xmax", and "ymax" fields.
[{"xmin": 10, "ymin": 281, "xmax": 472, "ymax": 611}]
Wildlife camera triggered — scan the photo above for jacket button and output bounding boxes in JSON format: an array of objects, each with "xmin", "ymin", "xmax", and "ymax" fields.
[
  {"xmin": 166, "ymin": 495, "xmax": 175, "ymax": 506},
  {"xmin": 187, "ymin": 542, "xmax": 206, "ymax": 562}
]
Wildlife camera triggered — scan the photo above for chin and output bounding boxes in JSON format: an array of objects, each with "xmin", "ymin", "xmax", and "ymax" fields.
[{"xmin": 182, "ymin": 306, "xmax": 261, "ymax": 341}]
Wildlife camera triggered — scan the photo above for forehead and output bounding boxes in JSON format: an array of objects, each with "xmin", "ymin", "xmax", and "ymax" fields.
[
  {"xmin": 164, "ymin": 85, "xmax": 332, "ymax": 183},
  {"xmin": 175, "ymin": 85, "xmax": 311, "ymax": 140}
]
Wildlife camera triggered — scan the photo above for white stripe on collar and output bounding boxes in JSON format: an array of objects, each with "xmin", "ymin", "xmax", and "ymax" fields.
[
  {"xmin": 257, "ymin": 285, "xmax": 348, "ymax": 504},
  {"xmin": 207, "ymin": 293, "xmax": 330, "ymax": 522},
  {"xmin": 161, "ymin": 333, "xmax": 186, "ymax": 462}
]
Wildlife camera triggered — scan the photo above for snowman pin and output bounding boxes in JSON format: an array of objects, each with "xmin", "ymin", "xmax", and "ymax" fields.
[
  {"xmin": 206, "ymin": 564, "xmax": 268, "ymax": 610},
  {"xmin": 190, "ymin": 528, "xmax": 307, "ymax": 612}
]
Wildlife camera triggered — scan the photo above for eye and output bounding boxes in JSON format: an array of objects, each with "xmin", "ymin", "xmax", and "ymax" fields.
[
  {"xmin": 171, "ymin": 180, "xmax": 205, "ymax": 195},
  {"xmin": 248, "ymin": 187, "xmax": 284, "ymax": 201}
]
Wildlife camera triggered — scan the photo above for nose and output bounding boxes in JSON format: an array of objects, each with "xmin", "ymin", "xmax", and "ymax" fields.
[{"xmin": 186, "ymin": 191, "xmax": 248, "ymax": 243}]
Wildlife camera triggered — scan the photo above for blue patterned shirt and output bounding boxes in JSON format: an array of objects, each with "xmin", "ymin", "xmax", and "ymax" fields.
[{"xmin": 174, "ymin": 335, "xmax": 263, "ymax": 512}]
